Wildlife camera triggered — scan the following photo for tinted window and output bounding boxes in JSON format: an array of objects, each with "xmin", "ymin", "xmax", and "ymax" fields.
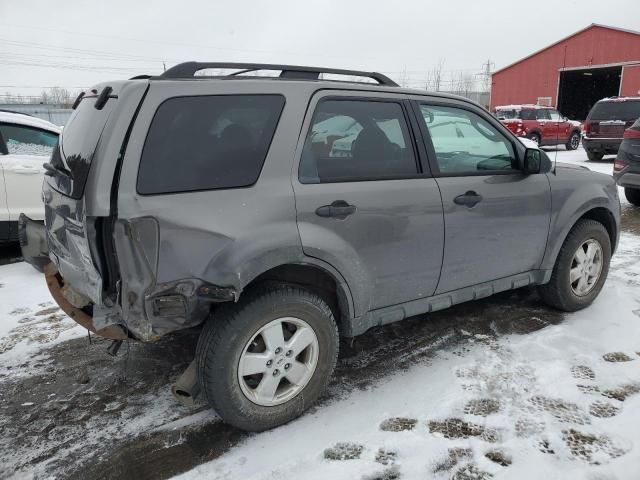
[
  {"xmin": 138, "ymin": 95, "xmax": 285, "ymax": 194},
  {"xmin": 495, "ymin": 109, "xmax": 518, "ymax": 119},
  {"xmin": 419, "ymin": 104, "xmax": 516, "ymax": 174},
  {"xmin": 588, "ymin": 100, "xmax": 640, "ymax": 121},
  {"xmin": 549, "ymin": 110, "xmax": 563, "ymax": 121},
  {"xmin": 0, "ymin": 123, "xmax": 58, "ymax": 156},
  {"xmin": 520, "ymin": 109, "xmax": 536, "ymax": 120},
  {"xmin": 536, "ymin": 109, "xmax": 551, "ymax": 120},
  {"xmin": 299, "ymin": 100, "xmax": 417, "ymax": 183}
]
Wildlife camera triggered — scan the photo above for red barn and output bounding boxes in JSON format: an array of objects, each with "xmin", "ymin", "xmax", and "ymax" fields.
[{"xmin": 491, "ymin": 24, "xmax": 640, "ymax": 120}]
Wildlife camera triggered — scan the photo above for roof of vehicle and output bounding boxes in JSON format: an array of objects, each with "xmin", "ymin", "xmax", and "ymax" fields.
[
  {"xmin": 0, "ymin": 110, "xmax": 61, "ymax": 133},
  {"xmin": 124, "ymin": 61, "xmax": 485, "ymax": 109},
  {"xmin": 494, "ymin": 104, "xmax": 552, "ymax": 110},
  {"xmin": 596, "ymin": 96, "xmax": 640, "ymax": 103}
]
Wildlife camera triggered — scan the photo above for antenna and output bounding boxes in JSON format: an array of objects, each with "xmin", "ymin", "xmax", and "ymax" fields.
[{"xmin": 555, "ymin": 45, "xmax": 568, "ymax": 175}]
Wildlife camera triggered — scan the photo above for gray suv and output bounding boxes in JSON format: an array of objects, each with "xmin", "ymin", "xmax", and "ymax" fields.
[{"xmin": 21, "ymin": 62, "xmax": 620, "ymax": 432}]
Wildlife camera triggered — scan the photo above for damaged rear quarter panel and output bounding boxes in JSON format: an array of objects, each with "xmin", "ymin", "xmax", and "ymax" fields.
[{"xmin": 113, "ymin": 81, "xmax": 313, "ymax": 340}]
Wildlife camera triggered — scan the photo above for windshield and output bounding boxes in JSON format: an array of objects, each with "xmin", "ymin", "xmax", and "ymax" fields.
[{"xmin": 588, "ymin": 100, "xmax": 640, "ymax": 121}]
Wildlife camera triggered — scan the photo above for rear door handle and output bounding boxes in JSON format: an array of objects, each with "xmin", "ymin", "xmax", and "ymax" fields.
[
  {"xmin": 316, "ymin": 200, "xmax": 357, "ymax": 219},
  {"xmin": 454, "ymin": 191, "xmax": 483, "ymax": 207}
]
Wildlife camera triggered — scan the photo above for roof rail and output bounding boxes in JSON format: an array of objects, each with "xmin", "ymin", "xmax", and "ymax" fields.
[{"xmin": 155, "ymin": 62, "xmax": 399, "ymax": 87}]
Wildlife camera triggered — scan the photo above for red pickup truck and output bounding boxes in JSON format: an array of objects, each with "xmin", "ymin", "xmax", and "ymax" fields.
[{"xmin": 494, "ymin": 105, "xmax": 582, "ymax": 150}]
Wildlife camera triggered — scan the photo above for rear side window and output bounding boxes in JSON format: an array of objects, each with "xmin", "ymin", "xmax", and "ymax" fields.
[
  {"xmin": 299, "ymin": 99, "xmax": 418, "ymax": 183},
  {"xmin": 137, "ymin": 95, "xmax": 285, "ymax": 195},
  {"xmin": 588, "ymin": 100, "xmax": 640, "ymax": 121},
  {"xmin": 0, "ymin": 123, "xmax": 58, "ymax": 156}
]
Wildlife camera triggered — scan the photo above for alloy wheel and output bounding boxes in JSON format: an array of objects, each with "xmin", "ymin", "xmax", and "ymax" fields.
[
  {"xmin": 237, "ymin": 317, "xmax": 319, "ymax": 406},
  {"xmin": 569, "ymin": 239, "xmax": 603, "ymax": 296}
]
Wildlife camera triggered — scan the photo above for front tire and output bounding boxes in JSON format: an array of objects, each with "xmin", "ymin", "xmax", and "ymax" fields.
[
  {"xmin": 538, "ymin": 219, "xmax": 611, "ymax": 312},
  {"xmin": 528, "ymin": 132, "xmax": 541, "ymax": 145},
  {"xmin": 566, "ymin": 131, "xmax": 580, "ymax": 150},
  {"xmin": 625, "ymin": 187, "xmax": 640, "ymax": 206},
  {"xmin": 586, "ymin": 150, "xmax": 604, "ymax": 161},
  {"xmin": 196, "ymin": 284, "xmax": 339, "ymax": 431}
]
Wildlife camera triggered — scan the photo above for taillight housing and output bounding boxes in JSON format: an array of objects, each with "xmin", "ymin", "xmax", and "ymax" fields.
[
  {"xmin": 623, "ymin": 127, "xmax": 640, "ymax": 139},
  {"xmin": 614, "ymin": 158, "xmax": 627, "ymax": 172},
  {"xmin": 583, "ymin": 121, "xmax": 590, "ymax": 135}
]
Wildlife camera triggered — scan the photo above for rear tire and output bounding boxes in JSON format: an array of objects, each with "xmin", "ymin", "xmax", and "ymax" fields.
[
  {"xmin": 586, "ymin": 150, "xmax": 604, "ymax": 161},
  {"xmin": 539, "ymin": 219, "xmax": 611, "ymax": 312},
  {"xmin": 625, "ymin": 187, "xmax": 640, "ymax": 206},
  {"xmin": 196, "ymin": 283, "xmax": 339, "ymax": 432},
  {"xmin": 566, "ymin": 131, "xmax": 580, "ymax": 150}
]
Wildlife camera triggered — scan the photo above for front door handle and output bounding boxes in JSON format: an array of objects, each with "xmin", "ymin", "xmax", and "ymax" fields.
[
  {"xmin": 316, "ymin": 200, "xmax": 357, "ymax": 219},
  {"xmin": 454, "ymin": 191, "xmax": 483, "ymax": 208}
]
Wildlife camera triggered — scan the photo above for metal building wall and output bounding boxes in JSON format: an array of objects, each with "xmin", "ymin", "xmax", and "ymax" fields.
[
  {"xmin": 621, "ymin": 64, "xmax": 640, "ymax": 97},
  {"xmin": 490, "ymin": 25, "xmax": 640, "ymax": 109}
]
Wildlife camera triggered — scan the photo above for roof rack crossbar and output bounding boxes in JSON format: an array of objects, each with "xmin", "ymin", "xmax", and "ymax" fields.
[{"xmin": 156, "ymin": 62, "xmax": 398, "ymax": 86}]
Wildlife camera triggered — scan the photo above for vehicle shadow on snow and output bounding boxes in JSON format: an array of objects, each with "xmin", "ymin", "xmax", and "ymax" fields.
[{"xmin": 1, "ymin": 287, "xmax": 563, "ymax": 479}]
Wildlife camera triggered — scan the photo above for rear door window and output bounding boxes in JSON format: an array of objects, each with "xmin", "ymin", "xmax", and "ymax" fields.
[
  {"xmin": 137, "ymin": 95, "xmax": 285, "ymax": 195},
  {"xmin": 0, "ymin": 124, "xmax": 58, "ymax": 156},
  {"xmin": 520, "ymin": 110, "xmax": 536, "ymax": 120},
  {"xmin": 298, "ymin": 99, "xmax": 418, "ymax": 183}
]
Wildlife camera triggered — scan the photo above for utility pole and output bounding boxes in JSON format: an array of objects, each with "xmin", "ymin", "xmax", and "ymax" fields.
[
  {"xmin": 478, "ymin": 59, "xmax": 493, "ymax": 93},
  {"xmin": 475, "ymin": 59, "xmax": 494, "ymax": 109}
]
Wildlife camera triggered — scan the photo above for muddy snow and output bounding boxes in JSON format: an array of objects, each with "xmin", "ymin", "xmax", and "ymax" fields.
[{"xmin": 1, "ymin": 147, "xmax": 639, "ymax": 480}]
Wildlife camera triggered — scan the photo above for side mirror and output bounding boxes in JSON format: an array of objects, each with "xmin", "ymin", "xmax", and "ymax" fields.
[
  {"xmin": 523, "ymin": 148, "xmax": 542, "ymax": 174},
  {"xmin": 423, "ymin": 110, "xmax": 434, "ymax": 124},
  {"xmin": 563, "ymin": 116, "xmax": 569, "ymax": 122}
]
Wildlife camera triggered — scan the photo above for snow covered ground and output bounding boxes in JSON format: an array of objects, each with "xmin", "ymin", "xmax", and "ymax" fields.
[{"xmin": 1, "ymin": 147, "xmax": 639, "ymax": 480}]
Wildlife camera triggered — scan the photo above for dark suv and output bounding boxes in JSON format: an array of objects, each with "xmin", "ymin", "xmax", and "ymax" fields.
[
  {"xmin": 583, "ymin": 97, "xmax": 640, "ymax": 161},
  {"xmin": 20, "ymin": 62, "xmax": 620, "ymax": 431},
  {"xmin": 613, "ymin": 117, "xmax": 640, "ymax": 205}
]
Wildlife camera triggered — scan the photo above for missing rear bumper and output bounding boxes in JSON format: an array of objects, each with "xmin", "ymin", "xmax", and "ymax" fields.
[{"xmin": 43, "ymin": 262, "xmax": 128, "ymax": 340}]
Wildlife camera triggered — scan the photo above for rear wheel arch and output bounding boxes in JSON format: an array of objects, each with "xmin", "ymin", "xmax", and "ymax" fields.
[{"xmin": 241, "ymin": 262, "xmax": 354, "ymax": 336}]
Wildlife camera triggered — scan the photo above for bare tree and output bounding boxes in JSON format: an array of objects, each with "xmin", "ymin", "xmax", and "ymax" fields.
[
  {"xmin": 450, "ymin": 72, "xmax": 477, "ymax": 99},
  {"xmin": 425, "ymin": 59, "xmax": 445, "ymax": 92},
  {"xmin": 39, "ymin": 87, "xmax": 73, "ymax": 106},
  {"xmin": 2, "ymin": 92, "xmax": 25, "ymax": 104}
]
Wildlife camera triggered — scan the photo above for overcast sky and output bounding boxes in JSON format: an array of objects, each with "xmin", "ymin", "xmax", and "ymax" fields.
[{"xmin": 1, "ymin": 0, "xmax": 638, "ymax": 98}]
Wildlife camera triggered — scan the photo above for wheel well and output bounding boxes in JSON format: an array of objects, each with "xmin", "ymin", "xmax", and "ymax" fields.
[
  {"xmin": 528, "ymin": 130, "xmax": 541, "ymax": 139},
  {"xmin": 578, "ymin": 207, "xmax": 617, "ymax": 252},
  {"xmin": 247, "ymin": 264, "xmax": 351, "ymax": 336}
]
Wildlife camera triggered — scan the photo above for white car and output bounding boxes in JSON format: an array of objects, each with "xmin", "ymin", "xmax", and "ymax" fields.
[{"xmin": 0, "ymin": 111, "xmax": 60, "ymax": 243}]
